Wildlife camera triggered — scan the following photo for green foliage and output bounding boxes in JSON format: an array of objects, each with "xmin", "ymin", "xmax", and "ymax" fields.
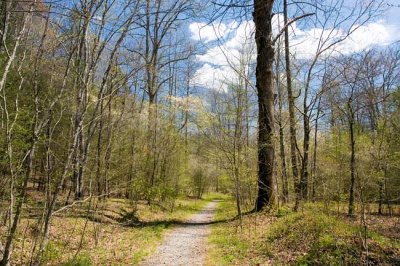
[
  {"xmin": 190, "ymin": 168, "xmax": 208, "ymax": 198},
  {"xmin": 215, "ymin": 174, "xmax": 233, "ymax": 194},
  {"xmin": 203, "ymin": 192, "xmax": 233, "ymax": 202}
]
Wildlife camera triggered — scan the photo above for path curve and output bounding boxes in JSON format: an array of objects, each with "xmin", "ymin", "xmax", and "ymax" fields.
[{"xmin": 140, "ymin": 201, "xmax": 218, "ymax": 266}]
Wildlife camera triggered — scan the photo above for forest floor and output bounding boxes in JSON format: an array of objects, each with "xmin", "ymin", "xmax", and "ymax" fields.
[
  {"xmin": 1, "ymin": 188, "xmax": 217, "ymax": 265},
  {"xmin": 139, "ymin": 201, "xmax": 218, "ymax": 265},
  {"xmin": 2, "ymin": 191, "xmax": 400, "ymax": 265},
  {"xmin": 208, "ymin": 200, "xmax": 400, "ymax": 265}
]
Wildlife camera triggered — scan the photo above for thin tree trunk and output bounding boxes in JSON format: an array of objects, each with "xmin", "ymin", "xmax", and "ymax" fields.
[
  {"xmin": 301, "ymin": 115, "xmax": 310, "ymax": 200},
  {"xmin": 311, "ymin": 97, "xmax": 321, "ymax": 201},
  {"xmin": 276, "ymin": 41, "xmax": 288, "ymax": 203},
  {"xmin": 378, "ymin": 179, "xmax": 383, "ymax": 215},
  {"xmin": 0, "ymin": 5, "xmax": 37, "ymax": 264},
  {"xmin": 0, "ymin": 0, "xmax": 11, "ymax": 52},
  {"xmin": 283, "ymin": 0, "xmax": 301, "ymax": 210},
  {"xmin": 96, "ymin": 100, "xmax": 105, "ymax": 196},
  {"xmin": 348, "ymin": 104, "xmax": 356, "ymax": 216}
]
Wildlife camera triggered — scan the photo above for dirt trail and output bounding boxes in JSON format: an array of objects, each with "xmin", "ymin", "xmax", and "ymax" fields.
[{"xmin": 139, "ymin": 201, "xmax": 218, "ymax": 266}]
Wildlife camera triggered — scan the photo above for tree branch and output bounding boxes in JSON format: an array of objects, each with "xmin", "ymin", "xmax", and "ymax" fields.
[{"xmin": 273, "ymin": 13, "xmax": 315, "ymax": 44}]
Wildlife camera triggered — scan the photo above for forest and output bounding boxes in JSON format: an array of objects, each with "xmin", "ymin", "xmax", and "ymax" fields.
[{"xmin": 0, "ymin": 0, "xmax": 399, "ymax": 265}]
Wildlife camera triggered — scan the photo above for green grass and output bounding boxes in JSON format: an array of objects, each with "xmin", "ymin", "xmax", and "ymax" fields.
[
  {"xmin": 206, "ymin": 193, "xmax": 250, "ymax": 265},
  {"xmin": 208, "ymin": 198, "xmax": 252, "ymax": 265}
]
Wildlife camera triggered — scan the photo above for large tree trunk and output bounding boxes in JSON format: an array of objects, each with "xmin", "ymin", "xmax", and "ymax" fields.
[{"xmin": 253, "ymin": 0, "xmax": 276, "ymax": 211}]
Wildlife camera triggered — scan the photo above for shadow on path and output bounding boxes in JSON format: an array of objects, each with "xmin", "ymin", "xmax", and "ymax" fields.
[
  {"xmin": 78, "ymin": 200, "xmax": 254, "ymax": 228},
  {"xmin": 117, "ymin": 206, "xmax": 254, "ymax": 228}
]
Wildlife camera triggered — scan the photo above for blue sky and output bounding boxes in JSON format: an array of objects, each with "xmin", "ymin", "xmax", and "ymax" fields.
[{"xmin": 386, "ymin": 0, "xmax": 400, "ymax": 26}]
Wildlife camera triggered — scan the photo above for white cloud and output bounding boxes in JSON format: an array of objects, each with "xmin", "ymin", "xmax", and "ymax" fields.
[
  {"xmin": 290, "ymin": 19, "xmax": 399, "ymax": 59},
  {"xmin": 335, "ymin": 20, "xmax": 399, "ymax": 54},
  {"xmin": 192, "ymin": 64, "xmax": 237, "ymax": 92},
  {"xmin": 189, "ymin": 21, "xmax": 238, "ymax": 43},
  {"xmin": 191, "ymin": 21, "xmax": 256, "ymax": 91},
  {"xmin": 190, "ymin": 18, "xmax": 399, "ymax": 91}
]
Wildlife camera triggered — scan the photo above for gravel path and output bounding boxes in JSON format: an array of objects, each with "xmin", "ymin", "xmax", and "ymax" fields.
[{"xmin": 140, "ymin": 201, "xmax": 218, "ymax": 266}]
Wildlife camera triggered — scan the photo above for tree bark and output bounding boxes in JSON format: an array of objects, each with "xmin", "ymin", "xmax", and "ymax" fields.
[{"xmin": 253, "ymin": 0, "xmax": 276, "ymax": 211}]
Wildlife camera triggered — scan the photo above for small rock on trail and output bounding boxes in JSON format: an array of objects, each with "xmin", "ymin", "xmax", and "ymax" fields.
[{"xmin": 139, "ymin": 201, "xmax": 218, "ymax": 266}]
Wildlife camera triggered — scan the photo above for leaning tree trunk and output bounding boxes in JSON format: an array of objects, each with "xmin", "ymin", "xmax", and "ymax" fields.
[{"xmin": 253, "ymin": 0, "xmax": 276, "ymax": 211}]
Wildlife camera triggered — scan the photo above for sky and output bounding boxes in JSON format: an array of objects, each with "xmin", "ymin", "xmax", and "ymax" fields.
[
  {"xmin": 386, "ymin": 0, "xmax": 400, "ymax": 26},
  {"xmin": 188, "ymin": 1, "xmax": 400, "ymax": 92}
]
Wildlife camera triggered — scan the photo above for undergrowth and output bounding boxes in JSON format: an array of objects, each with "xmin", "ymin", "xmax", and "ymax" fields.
[
  {"xmin": 208, "ymin": 200, "xmax": 400, "ymax": 265},
  {"xmin": 8, "ymin": 195, "xmax": 211, "ymax": 265}
]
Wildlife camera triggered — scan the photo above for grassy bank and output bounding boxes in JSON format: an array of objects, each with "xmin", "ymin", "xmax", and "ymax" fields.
[{"xmin": 208, "ymin": 199, "xmax": 400, "ymax": 265}]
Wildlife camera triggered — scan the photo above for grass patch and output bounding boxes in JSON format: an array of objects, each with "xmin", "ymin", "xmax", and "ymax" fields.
[{"xmin": 208, "ymin": 199, "xmax": 257, "ymax": 265}]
